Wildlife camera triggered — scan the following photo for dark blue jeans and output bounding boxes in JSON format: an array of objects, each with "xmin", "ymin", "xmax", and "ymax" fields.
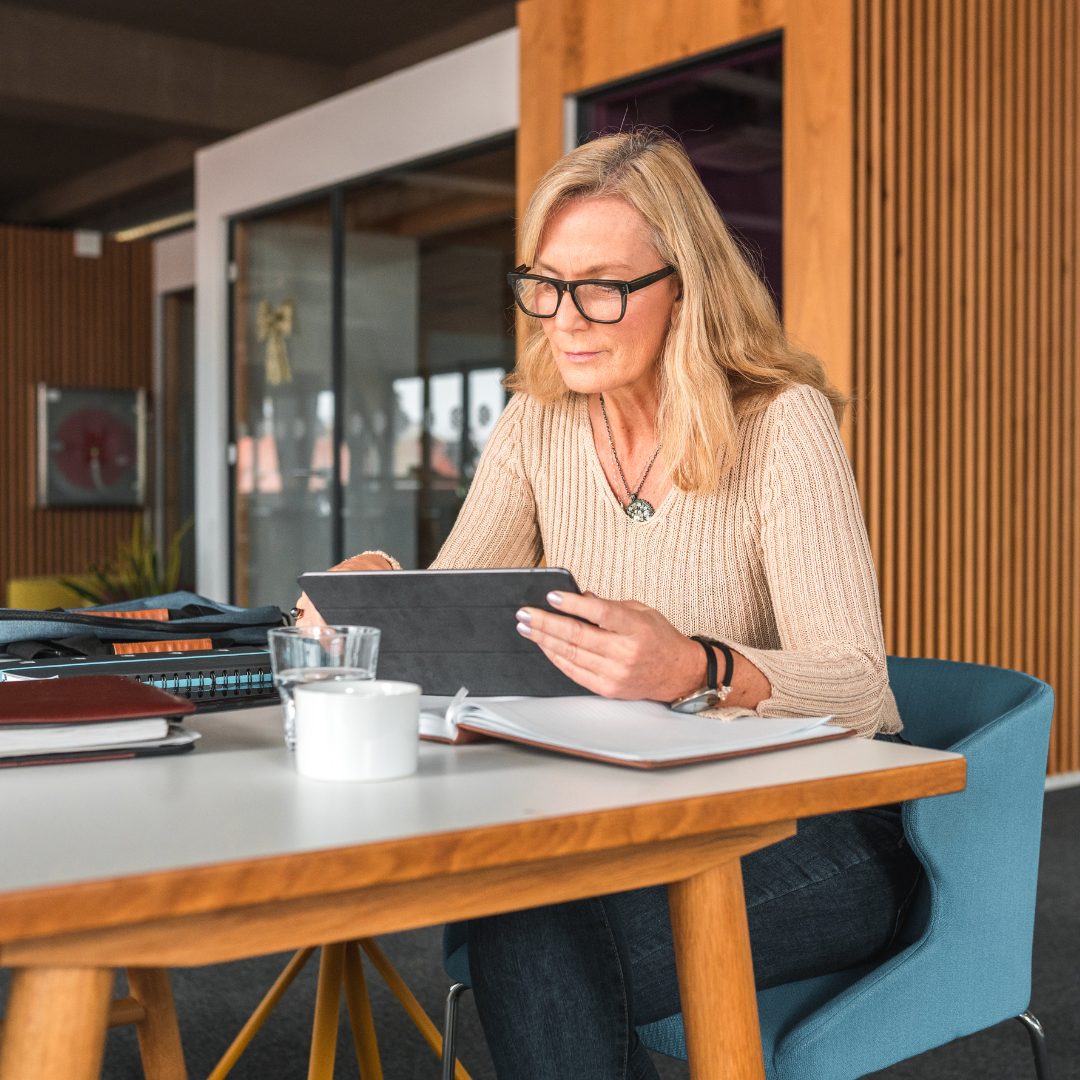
[{"xmin": 467, "ymin": 805, "xmax": 922, "ymax": 1080}]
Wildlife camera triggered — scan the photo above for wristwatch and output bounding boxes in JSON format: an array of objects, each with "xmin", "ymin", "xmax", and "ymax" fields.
[{"xmin": 669, "ymin": 636, "xmax": 735, "ymax": 714}]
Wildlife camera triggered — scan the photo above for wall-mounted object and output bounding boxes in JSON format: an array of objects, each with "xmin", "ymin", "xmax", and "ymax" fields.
[
  {"xmin": 36, "ymin": 385, "xmax": 146, "ymax": 507},
  {"xmin": 73, "ymin": 230, "xmax": 103, "ymax": 258},
  {"xmin": 256, "ymin": 299, "xmax": 293, "ymax": 386}
]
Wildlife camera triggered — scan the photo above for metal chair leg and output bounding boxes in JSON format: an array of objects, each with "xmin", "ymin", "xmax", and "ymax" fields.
[
  {"xmin": 441, "ymin": 984, "xmax": 469, "ymax": 1080},
  {"xmin": 359, "ymin": 940, "xmax": 473, "ymax": 1079},
  {"xmin": 1017, "ymin": 1010, "xmax": 1052, "ymax": 1080}
]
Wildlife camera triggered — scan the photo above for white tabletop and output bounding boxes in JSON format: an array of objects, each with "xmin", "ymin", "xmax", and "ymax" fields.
[{"xmin": 0, "ymin": 705, "xmax": 961, "ymax": 896}]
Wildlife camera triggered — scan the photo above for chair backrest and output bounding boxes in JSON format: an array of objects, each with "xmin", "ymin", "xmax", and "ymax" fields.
[
  {"xmin": 888, "ymin": 655, "xmax": 1043, "ymax": 748},
  {"xmin": 773, "ymin": 657, "xmax": 1054, "ymax": 1078}
]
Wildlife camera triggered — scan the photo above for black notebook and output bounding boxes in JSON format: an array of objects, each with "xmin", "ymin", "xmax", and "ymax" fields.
[{"xmin": 299, "ymin": 568, "xmax": 592, "ymax": 697}]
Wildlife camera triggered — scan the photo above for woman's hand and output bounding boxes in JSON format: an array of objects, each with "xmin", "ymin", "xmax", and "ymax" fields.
[
  {"xmin": 329, "ymin": 553, "xmax": 394, "ymax": 573},
  {"xmin": 291, "ymin": 553, "xmax": 394, "ymax": 627},
  {"xmin": 515, "ymin": 591, "xmax": 771, "ymax": 708},
  {"xmin": 292, "ymin": 591, "xmax": 326, "ymax": 628}
]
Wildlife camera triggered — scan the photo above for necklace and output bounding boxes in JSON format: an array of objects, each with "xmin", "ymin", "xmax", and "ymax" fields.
[{"xmin": 599, "ymin": 394, "xmax": 662, "ymax": 522}]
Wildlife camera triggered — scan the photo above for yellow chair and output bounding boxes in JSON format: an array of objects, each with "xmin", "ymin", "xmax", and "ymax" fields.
[{"xmin": 5, "ymin": 575, "xmax": 95, "ymax": 611}]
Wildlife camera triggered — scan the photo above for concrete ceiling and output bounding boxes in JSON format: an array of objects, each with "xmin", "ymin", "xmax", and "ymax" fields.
[
  {"xmin": 7, "ymin": 0, "xmax": 509, "ymax": 65},
  {"xmin": 0, "ymin": 0, "xmax": 515, "ymax": 231}
]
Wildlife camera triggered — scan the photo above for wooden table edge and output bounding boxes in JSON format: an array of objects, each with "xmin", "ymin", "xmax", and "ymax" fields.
[
  {"xmin": 0, "ymin": 822, "xmax": 799, "ymax": 967},
  {"xmin": 0, "ymin": 756, "xmax": 965, "ymax": 946}
]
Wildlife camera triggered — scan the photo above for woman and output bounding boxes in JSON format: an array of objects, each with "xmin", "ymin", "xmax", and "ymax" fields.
[{"xmin": 297, "ymin": 131, "xmax": 919, "ymax": 1080}]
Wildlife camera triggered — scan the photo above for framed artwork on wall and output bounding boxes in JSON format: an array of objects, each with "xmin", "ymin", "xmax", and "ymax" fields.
[{"xmin": 36, "ymin": 385, "xmax": 146, "ymax": 508}]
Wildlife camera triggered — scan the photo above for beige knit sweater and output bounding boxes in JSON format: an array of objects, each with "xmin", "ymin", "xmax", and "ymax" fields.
[{"xmin": 429, "ymin": 382, "xmax": 901, "ymax": 736}]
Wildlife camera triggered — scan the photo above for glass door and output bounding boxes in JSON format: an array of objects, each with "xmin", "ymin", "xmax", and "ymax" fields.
[
  {"xmin": 231, "ymin": 139, "xmax": 516, "ymax": 604},
  {"xmin": 232, "ymin": 200, "xmax": 333, "ymax": 610},
  {"xmin": 342, "ymin": 141, "xmax": 516, "ymax": 567}
]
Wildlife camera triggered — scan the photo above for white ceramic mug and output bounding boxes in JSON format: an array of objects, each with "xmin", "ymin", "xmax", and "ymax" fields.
[{"xmin": 293, "ymin": 679, "xmax": 420, "ymax": 782}]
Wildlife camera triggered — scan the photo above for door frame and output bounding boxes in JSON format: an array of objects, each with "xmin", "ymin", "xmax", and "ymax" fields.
[
  {"xmin": 516, "ymin": 0, "xmax": 854, "ymax": 438},
  {"xmin": 194, "ymin": 29, "xmax": 519, "ymax": 600}
]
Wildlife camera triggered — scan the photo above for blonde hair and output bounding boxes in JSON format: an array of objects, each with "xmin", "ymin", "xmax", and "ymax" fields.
[{"xmin": 506, "ymin": 130, "xmax": 847, "ymax": 493}]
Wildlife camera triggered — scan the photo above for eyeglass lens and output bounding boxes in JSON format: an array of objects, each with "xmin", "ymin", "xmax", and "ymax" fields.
[{"xmin": 512, "ymin": 278, "xmax": 625, "ymax": 322}]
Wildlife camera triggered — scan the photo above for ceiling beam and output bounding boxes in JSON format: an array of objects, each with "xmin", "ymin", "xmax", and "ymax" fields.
[
  {"xmin": 5, "ymin": 138, "xmax": 207, "ymax": 224},
  {"xmin": 0, "ymin": 3, "xmax": 341, "ymax": 139}
]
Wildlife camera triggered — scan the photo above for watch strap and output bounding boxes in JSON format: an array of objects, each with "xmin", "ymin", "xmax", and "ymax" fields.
[
  {"xmin": 690, "ymin": 635, "xmax": 717, "ymax": 692},
  {"xmin": 692, "ymin": 636, "xmax": 734, "ymax": 702}
]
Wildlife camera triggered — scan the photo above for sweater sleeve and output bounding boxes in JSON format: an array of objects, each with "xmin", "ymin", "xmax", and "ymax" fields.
[
  {"xmin": 429, "ymin": 393, "xmax": 544, "ymax": 570},
  {"xmin": 727, "ymin": 385, "xmax": 900, "ymax": 736}
]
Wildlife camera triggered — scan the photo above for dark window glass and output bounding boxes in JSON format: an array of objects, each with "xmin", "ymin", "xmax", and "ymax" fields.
[{"xmin": 578, "ymin": 36, "xmax": 783, "ymax": 309}]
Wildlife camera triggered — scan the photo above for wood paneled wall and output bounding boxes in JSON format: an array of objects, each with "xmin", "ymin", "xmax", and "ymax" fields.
[
  {"xmin": 853, "ymin": 0, "xmax": 1080, "ymax": 774},
  {"xmin": 0, "ymin": 224, "xmax": 153, "ymax": 600},
  {"xmin": 517, "ymin": 0, "xmax": 857, "ymax": 403}
]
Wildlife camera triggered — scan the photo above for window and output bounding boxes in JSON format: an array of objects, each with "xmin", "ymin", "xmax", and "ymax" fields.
[
  {"xmin": 577, "ymin": 34, "xmax": 783, "ymax": 308},
  {"xmin": 231, "ymin": 139, "xmax": 515, "ymax": 609}
]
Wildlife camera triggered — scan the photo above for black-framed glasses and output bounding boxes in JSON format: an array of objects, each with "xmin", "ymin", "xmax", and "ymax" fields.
[{"xmin": 507, "ymin": 264, "xmax": 677, "ymax": 324}]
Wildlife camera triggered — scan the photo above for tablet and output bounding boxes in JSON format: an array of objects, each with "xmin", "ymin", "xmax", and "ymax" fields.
[{"xmin": 298, "ymin": 568, "xmax": 592, "ymax": 697}]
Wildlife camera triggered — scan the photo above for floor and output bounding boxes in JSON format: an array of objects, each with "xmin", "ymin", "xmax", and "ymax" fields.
[{"xmin": 1, "ymin": 786, "xmax": 1075, "ymax": 1079}]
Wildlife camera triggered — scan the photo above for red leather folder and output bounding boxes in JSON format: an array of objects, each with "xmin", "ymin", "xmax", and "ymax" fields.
[{"xmin": 0, "ymin": 675, "xmax": 196, "ymax": 725}]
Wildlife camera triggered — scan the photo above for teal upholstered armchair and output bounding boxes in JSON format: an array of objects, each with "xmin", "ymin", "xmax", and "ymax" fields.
[{"xmin": 441, "ymin": 657, "xmax": 1055, "ymax": 1080}]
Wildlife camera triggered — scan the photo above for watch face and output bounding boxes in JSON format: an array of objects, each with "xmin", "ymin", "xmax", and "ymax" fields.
[
  {"xmin": 37, "ymin": 386, "xmax": 146, "ymax": 507},
  {"xmin": 669, "ymin": 689, "xmax": 720, "ymax": 714}
]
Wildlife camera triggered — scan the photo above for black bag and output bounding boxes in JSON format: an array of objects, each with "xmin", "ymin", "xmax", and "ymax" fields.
[{"xmin": 1, "ymin": 590, "xmax": 285, "ymax": 659}]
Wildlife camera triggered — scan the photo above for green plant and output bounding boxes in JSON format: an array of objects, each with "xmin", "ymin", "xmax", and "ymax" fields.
[{"xmin": 61, "ymin": 517, "xmax": 193, "ymax": 606}]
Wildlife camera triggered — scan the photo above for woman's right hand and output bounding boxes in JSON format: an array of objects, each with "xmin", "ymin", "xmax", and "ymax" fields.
[{"xmin": 291, "ymin": 552, "xmax": 394, "ymax": 626}]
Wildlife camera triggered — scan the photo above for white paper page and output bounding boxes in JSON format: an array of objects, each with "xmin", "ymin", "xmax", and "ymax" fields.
[
  {"xmin": 0, "ymin": 727, "xmax": 200, "ymax": 760},
  {"xmin": 420, "ymin": 690, "xmax": 524, "ymax": 741},
  {"xmin": 0, "ymin": 717, "xmax": 169, "ymax": 755},
  {"xmin": 455, "ymin": 697, "xmax": 836, "ymax": 763},
  {"xmin": 420, "ymin": 689, "xmax": 470, "ymax": 740}
]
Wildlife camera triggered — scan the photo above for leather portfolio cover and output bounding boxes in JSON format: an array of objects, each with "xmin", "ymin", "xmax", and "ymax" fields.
[
  {"xmin": 299, "ymin": 567, "xmax": 592, "ymax": 697},
  {"xmin": 0, "ymin": 675, "xmax": 196, "ymax": 725}
]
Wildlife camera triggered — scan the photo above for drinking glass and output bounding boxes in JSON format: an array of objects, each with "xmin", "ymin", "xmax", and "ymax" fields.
[{"xmin": 267, "ymin": 625, "xmax": 380, "ymax": 749}]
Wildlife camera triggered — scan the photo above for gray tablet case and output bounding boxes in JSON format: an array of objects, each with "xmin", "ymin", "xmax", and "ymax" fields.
[{"xmin": 298, "ymin": 568, "xmax": 592, "ymax": 697}]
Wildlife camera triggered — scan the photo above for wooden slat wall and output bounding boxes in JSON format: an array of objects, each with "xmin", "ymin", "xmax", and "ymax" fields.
[
  {"xmin": 854, "ymin": 0, "xmax": 1080, "ymax": 774},
  {"xmin": 0, "ymin": 224, "xmax": 153, "ymax": 601}
]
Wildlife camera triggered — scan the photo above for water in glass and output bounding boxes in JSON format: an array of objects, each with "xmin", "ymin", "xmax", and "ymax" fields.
[{"xmin": 275, "ymin": 667, "xmax": 374, "ymax": 750}]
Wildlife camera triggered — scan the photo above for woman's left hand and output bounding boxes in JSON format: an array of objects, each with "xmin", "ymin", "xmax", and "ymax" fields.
[{"xmin": 516, "ymin": 591, "xmax": 708, "ymax": 702}]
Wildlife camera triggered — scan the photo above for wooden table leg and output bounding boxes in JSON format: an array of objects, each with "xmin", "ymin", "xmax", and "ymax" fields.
[
  {"xmin": 0, "ymin": 966, "xmax": 114, "ymax": 1080},
  {"xmin": 206, "ymin": 947, "xmax": 316, "ymax": 1080},
  {"xmin": 308, "ymin": 943, "xmax": 346, "ymax": 1080},
  {"xmin": 343, "ymin": 942, "xmax": 383, "ymax": 1080},
  {"xmin": 668, "ymin": 859, "xmax": 765, "ymax": 1080},
  {"xmin": 126, "ymin": 967, "xmax": 188, "ymax": 1080}
]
